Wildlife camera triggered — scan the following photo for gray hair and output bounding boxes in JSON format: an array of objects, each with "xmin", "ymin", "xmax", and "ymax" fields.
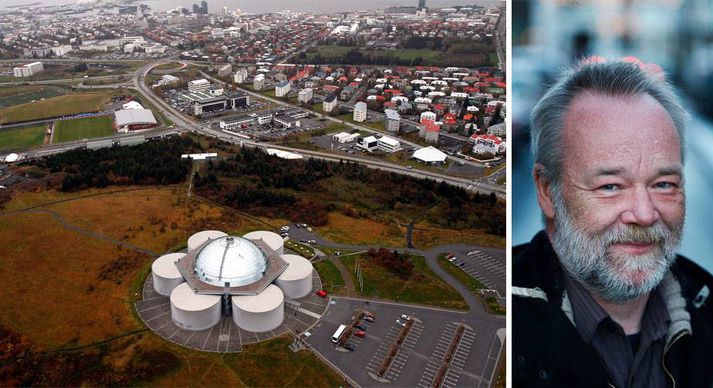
[{"xmin": 530, "ymin": 60, "xmax": 689, "ymax": 188}]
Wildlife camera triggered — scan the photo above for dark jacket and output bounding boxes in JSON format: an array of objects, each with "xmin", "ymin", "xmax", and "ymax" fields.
[{"xmin": 513, "ymin": 231, "xmax": 713, "ymax": 388}]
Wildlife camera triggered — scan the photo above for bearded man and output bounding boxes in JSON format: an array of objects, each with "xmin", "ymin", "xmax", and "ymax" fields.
[{"xmin": 512, "ymin": 59, "xmax": 713, "ymax": 387}]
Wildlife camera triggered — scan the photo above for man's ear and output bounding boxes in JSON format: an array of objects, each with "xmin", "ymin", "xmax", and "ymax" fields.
[{"xmin": 533, "ymin": 163, "xmax": 555, "ymax": 219}]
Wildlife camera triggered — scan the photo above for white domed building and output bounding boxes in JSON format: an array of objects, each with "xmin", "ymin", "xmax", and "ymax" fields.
[{"xmin": 148, "ymin": 230, "xmax": 315, "ymax": 334}]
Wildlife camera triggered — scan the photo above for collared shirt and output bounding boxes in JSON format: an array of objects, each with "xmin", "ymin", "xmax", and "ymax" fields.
[{"xmin": 564, "ymin": 275, "xmax": 670, "ymax": 388}]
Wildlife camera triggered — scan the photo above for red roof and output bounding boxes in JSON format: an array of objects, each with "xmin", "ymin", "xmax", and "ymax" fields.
[
  {"xmin": 463, "ymin": 114, "xmax": 474, "ymax": 121},
  {"xmin": 470, "ymin": 134, "xmax": 503, "ymax": 145}
]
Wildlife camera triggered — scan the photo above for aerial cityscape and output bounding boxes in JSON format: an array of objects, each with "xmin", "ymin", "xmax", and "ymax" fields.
[{"xmin": 0, "ymin": 0, "xmax": 505, "ymax": 386}]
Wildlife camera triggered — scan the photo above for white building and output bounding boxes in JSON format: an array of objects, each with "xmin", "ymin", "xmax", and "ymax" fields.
[
  {"xmin": 51, "ymin": 45, "xmax": 72, "ymax": 57},
  {"xmin": 253, "ymin": 74, "xmax": 265, "ymax": 90},
  {"xmin": 356, "ymin": 135, "xmax": 378, "ymax": 152},
  {"xmin": 233, "ymin": 68, "xmax": 248, "ymax": 84},
  {"xmin": 298, "ymin": 88, "xmax": 313, "ymax": 103},
  {"xmin": 353, "ymin": 102, "xmax": 367, "ymax": 122},
  {"xmin": 13, "ymin": 61, "xmax": 43, "ymax": 77},
  {"xmin": 188, "ymin": 79, "xmax": 211, "ymax": 93},
  {"xmin": 420, "ymin": 111, "xmax": 437, "ymax": 123},
  {"xmin": 332, "ymin": 132, "xmax": 360, "ymax": 143},
  {"xmin": 384, "ymin": 109, "xmax": 400, "ymax": 133},
  {"xmin": 217, "ymin": 64, "xmax": 232, "ymax": 77},
  {"xmin": 275, "ymin": 81, "xmax": 291, "ymax": 97},
  {"xmin": 471, "ymin": 134, "xmax": 506, "ymax": 155},
  {"xmin": 377, "ymin": 136, "xmax": 401, "ymax": 153},
  {"xmin": 323, "ymin": 94, "xmax": 337, "ymax": 112}
]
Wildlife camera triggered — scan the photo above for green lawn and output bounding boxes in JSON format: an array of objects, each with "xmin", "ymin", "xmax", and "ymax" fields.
[
  {"xmin": 314, "ymin": 259, "xmax": 344, "ymax": 293},
  {"xmin": 0, "ymin": 92, "xmax": 111, "ymax": 124},
  {"xmin": 0, "ymin": 86, "xmax": 66, "ymax": 109},
  {"xmin": 54, "ymin": 115, "xmax": 114, "ymax": 143},
  {"xmin": 341, "ymin": 254, "xmax": 468, "ymax": 309},
  {"xmin": 0, "ymin": 124, "xmax": 47, "ymax": 150}
]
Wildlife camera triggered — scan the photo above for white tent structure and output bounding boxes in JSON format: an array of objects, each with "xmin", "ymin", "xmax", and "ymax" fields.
[{"xmin": 412, "ymin": 146, "xmax": 447, "ymax": 164}]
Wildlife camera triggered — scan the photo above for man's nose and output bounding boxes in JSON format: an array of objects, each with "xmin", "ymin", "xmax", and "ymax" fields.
[{"xmin": 620, "ymin": 186, "xmax": 660, "ymax": 226}]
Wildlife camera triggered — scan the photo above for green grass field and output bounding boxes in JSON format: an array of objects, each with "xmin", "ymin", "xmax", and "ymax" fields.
[
  {"xmin": 0, "ymin": 92, "xmax": 111, "ymax": 124},
  {"xmin": 0, "ymin": 124, "xmax": 47, "ymax": 150},
  {"xmin": 0, "ymin": 86, "xmax": 66, "ymax": 108},
  {"xmin": 54, "ymin": 115, "xmax": 114, "ymax": 143},
  {"xmin": 314, "ymin": 259, "xmax": 344, "ymax": 293},
  {"xmin": 342, "ymin": 254, "xmax": 468, "ymax": 309}
]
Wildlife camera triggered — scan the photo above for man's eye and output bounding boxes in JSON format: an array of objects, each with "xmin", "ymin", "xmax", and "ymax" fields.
[
  {"xmin": 599, "ymin": 184, "xmax": 619, "ymax": 191},
  {"xmin": 654, "ymin": 182, "xmax": 677, "ymax": 189}
]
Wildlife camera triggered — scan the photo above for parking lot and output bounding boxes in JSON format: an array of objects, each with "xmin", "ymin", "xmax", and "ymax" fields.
[
  {"xmin": 306, "ymin": 297, "xmax": 503, "ymax": 387},
  {"xmin": 446, "ymin": 246, "xmax": 506, "ymax": 295}
]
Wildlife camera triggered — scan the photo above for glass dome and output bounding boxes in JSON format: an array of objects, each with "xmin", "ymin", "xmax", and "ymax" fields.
[{"xmin": 193, "ymin": 236, "xmax": 268, "ymax": 287}]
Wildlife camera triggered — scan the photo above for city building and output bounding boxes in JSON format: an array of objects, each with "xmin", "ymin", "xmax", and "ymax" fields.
[
  {"xmin": 298, "ymin": 88, "xmax": 313, "ymax": 103},
  {"xmin": 220, "ymin": 115, "xmax": 254, "ymax": 129},
  {"xmin": 253, "ymin": 74, "xmax": 265, "ymax": 90},
  {"xmin": 377, "ymin": 136, "xmax": 401, "ymax": 153},
  {"xmin": 217, "ymin": 64, "xmax": 232, "ymax": 77},
  {"xmin": 470, "ymin": 134, "xmax": 506, "ymax": 155},
  {"xmin": 13, "ymin": 61, "xmax": 43, "ymax": 77},
  {"xmin": 233, "ymin": 68, "xmax": 248, "ymax": 84},
  {"xmin": 384, "ymin": 109, "xmax": 401, "ymax": 133},
  {"xmin": 323, "ymin": 94, "xmax": 338, "ymax": 113},
  {"xmin": 188, "ymin": 79, "xmax": 211, "ymax": 93},
  {"xmin": 179, "ymin": 90, "xmax": 249, "ymax": 116},
  {"xmin": 275, "ymin": 81, "xmax": 291, "ymax": 97},
  {"xmin": 356, "ymin": 135, "xmax": 378, "ymax": 152},
  {"xmin": 353, "ymin": 102, "xmax": 367, "ymax": 122},
  {"xmin": 332, "ymin": 132, "xmax": 360, "ymax": 143},
  {"xmin": 114, "ymin": 109, "xmax": 158, "ymax": 133},
  {"xmin": 420, "ymin": 111, "xmax": 437, "ymax": 123},
  {"xmin": 273, "ymin": 115, "xmax": 301, "ymax": 128}
]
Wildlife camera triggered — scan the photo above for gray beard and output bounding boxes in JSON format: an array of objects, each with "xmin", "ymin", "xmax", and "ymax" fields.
[{"xmin": 550, "ymin": 193, "xmax": 683, "ymax": 303}]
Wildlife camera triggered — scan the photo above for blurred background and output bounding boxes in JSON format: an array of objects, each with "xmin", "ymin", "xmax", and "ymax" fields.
[{"xmin": 512, "ymin": 0, "xmax": 713, "ymax": 273}]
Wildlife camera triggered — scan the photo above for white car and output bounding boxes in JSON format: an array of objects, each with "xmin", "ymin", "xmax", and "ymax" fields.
[{"xmin": 400, "ymin": 314, "xmax": 412, "ymax": 321}]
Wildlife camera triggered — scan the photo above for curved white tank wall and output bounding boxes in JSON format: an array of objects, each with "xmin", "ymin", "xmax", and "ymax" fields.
[
  {"xmin": 276, "ymin": 254, "xmax": 313, "ymax": 299},
  {"xmin": 232, "ymin": 284, "xmax": 284, "ymax": 332},
  {"xmin": 170, "ymin": 282, "xmax": 222, "ymax": 331},
  {"xmin": 152, "ymin": 252, "xmax": 187, "ymax": 296},
  {"xmin": 243, "ymin": 230, "xmax": 284, "ymax": 254},
  {"xmin": 187, "ymin": 230, "xmax": 227, "ymax": 251}
]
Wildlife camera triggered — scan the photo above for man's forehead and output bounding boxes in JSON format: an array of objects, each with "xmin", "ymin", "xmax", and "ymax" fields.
[{"xmin": 561, "ymin": 92, "xmax": 682, "ymax": 172}]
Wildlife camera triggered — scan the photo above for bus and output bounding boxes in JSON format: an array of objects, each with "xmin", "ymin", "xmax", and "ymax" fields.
[{"xmin": 331, "ymin": 324, "xmax": 347, "ymax": 343}]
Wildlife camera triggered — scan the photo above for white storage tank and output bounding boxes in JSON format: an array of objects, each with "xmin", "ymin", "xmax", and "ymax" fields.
[
  {"xmin": 151, "ymin": 252, "xmax": 187, "ymax": 296},
  {"xmin": 243, "ymin": 230, "xmax": 284, "ymax": 254},
  {"xmin": 232, "ymin": 284, "xmax": 284, "ymax": 332},
  {"xmin": 276, "ymin": 254, "xmax": 313, "ymax": 299},
  {"xmin": 170, "ymin": 282, "xmax": 222, "ymax": 331},
  {"xmin": 187, "ymin": 230, "xmax": 227, "ymax": 251}
]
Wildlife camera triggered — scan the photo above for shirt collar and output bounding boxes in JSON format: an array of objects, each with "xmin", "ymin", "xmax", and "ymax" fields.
[{"xmin": 564, "ymin": 274, "xmax": 670, "ymax": 344}]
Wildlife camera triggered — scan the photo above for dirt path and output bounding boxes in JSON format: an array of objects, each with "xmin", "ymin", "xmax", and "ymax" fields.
[{"xmin": 329, "ymin": 256, "xmax": 357, "ymax": 297}]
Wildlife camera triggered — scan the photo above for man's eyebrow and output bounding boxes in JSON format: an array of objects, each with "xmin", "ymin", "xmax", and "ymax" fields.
[
  {"xmin": 593, "ymin": 167, "xmax": 624, "ymax": 176},
  {"xmin": 657, "ymin": 166, "xmax": 682, "ymax": 177}
]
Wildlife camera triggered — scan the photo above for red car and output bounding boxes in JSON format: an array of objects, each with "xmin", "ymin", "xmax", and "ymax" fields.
[
  {"xmin": 354, "ymin": 330, "xmax": 366, "ymax": 338},
  {"xmin": 316, "ymin": 290, "xmax": 328, "ymax": 298}
]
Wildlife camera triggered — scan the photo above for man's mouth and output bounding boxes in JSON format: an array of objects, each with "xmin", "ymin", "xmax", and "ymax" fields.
[{"xmin": 610, "ymin": 241, "xmax": 657, "ymax": 255}]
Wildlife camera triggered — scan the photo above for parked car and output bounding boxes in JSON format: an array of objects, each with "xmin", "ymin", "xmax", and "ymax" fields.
[
  {"xmin": 364, "ymin": 316, "xmax": 375, "ymax": 323},
  {"xmin": 344, "ymin": 343, "xmax": 356, "ymax": 351},
  {"xmin": 395, "ymin": 320, "xmax": 407, "ymax": 327},
  {"xmin": 307, "ymin": 239, "xmax": 317, "ymax": 245},
  {"xmin": 355, "ymin": 324, "xmax": 366, "ymax": 331},
  {"xmin": 354, "ymin": 330, "xmax": 366, "ymax": 338},
  {"xmin": 400, "ymin": 314, "xmax": 412, "ymax": 321},
  {"xmin": 316, "ymin": 290, "xmax": 328, "ymax": 298}
]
